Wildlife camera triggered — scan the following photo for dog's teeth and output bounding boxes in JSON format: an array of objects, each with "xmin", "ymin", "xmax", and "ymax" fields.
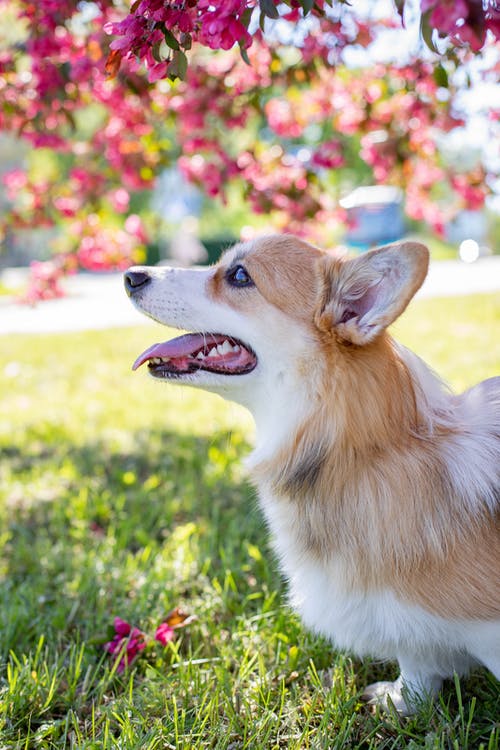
[
  {"xmin": 217, "ymin": 343, "xmax": 230, "ymax": 356},
  {"xmin": 196, "ymin": 351, "xmax": 205, "ymax": 360},
  {"xmin": 207, "ymin": 348, "xmax": 218, "ymax": 358},
  {"xmin": 230, "ymin": 344, "xmax": 240, "ymax": 352},
  {"xmin": 219, "ymin": 340, "xmax": 233, "ymax": 355}
]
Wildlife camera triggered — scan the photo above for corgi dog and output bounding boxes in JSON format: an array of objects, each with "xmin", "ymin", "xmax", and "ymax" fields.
[{"xmin": 124, "ymin": 235, "xmax": 500, "ymax": 714}]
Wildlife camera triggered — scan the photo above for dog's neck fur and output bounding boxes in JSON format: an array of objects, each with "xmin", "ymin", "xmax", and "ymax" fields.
[
  {"xmin": 248, "ymin": 333, "xmax": 478, "ymax": 574},
  {"xmin": 249, "ymin": 332, "xmax": 453, "ymax": 472}
]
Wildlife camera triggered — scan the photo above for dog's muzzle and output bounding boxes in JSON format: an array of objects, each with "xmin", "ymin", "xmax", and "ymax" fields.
[{"xmin": 124, "ymin": 270, "xmax": 151, "ymax": 297}]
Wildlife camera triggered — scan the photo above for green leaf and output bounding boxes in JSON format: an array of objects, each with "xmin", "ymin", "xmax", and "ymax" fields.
[
  {"xmin": 312, "ymin": 1, "xmax": 327, "ymax": 13},
  {"xmin": 180, "ymin": 32, "xmax": 192, "ymax": 50},
  {"xmin": 420, "ymin": 10, "xmax": 440, "ymax": 54},
  {"xmin": 239, "ymin": 44, "xmax": 251, "ymax": 66},
  {"xmin": 168, "ymin": 49, "xmax": 188, "ymax": 81},
  {"xmin": 433, "ymin": 62, "xmax": 448, "ymax": 88},
  {"xmin": 163, "ymin": 28, "xmax": 180, "ymax": 51},
  {"xmin": 63, "ymin": 109, "xmax": 76, "ymax": 131},
  {"xmin": 259, "ymin": 0, "xmax": 279, "ymax": 19},
  {"xmin": 394, "ymin": 0, "xmax": 405, "ymax": 20},
  {"xmin": 151, "ymin": 41, "xmax": 163, "ymax": 63},
  {"xmin": 301, "ymin": 0, "xmax": 315, "ymax": 14},
  {"xmin": 240, "ymin": 7, "xmax": 253, "ymax": 29}
]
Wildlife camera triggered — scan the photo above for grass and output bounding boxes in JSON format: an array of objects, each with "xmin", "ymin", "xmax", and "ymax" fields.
[{"xmin": 0, "ymin": 292, "xmax": 499, "ymax": 749}]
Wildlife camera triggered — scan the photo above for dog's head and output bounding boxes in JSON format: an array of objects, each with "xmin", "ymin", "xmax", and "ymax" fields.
[{"xmin": 125, "ymin": 234, "xmax": 428, "ymax": 410}]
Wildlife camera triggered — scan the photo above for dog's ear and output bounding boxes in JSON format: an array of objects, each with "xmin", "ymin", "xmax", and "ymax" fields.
[{"xmin": 318, "ymin": 241, "xmax": 429, "ymax": 345}]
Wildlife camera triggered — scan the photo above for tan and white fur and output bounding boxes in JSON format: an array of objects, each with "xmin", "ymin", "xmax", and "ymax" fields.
[{"xmin": 125, "ymin": 235, "xmax": 500, "ymax": 714}]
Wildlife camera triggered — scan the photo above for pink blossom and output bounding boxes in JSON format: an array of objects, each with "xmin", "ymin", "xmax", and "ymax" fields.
[
  {"xmin": 155, "ymin": 622, "xmax": 175, "ymax": 645},
  {"xmin": 2, "ymin": 169, "xmax": 28, "ymax": 198},
  {"xmin": 53, "ymin": 196, "xmax": 80, "ymax": 217},
  {"xmin": 108, "ymin": 188, "xmax": 130, "ymax": 213},
  {"xmin": 311, "ymin": 140, "xmax": 345, "ymax": 170},
  {"xmin": 113, "ymin": 617, "xmax": 133, "ymax": 638},
  {"xmin": 198, "ymin": 15, "xmax": 251, "ymax": 51},
  {"xmin": 125, "ymin": 214, "xmax": 148, "ymax": 243},
  {"xmin": 265, "ymin": 98, "xmax": 305, "ymax": 139},
  {"xmin": 429, "ymin": 0, "xmax": 469, "ymax": 35},
  {"xmin": 452, "ymin": 173, "xmax": 487, "ymax": 209},
  {"xmin": 2, "ymin": 0, "xmax": 499, "ymax": 287},
  {"xmin": 421, "ymin": 0, "xmax": 489, "ymax": 50},
  {"xmin": 103, "ymin": 617, "xmax": 147, "ymax": 673},
  {"xmin": 21, "ymin": 259, "xmax": 66, "ymax": 305},
  {"xmin": 103, "ymin": 609, "xmax": 194, "ymax": 672},
  {"xmin": 451, "ymin": 21, "xmax": 487, "ymax": 51}
]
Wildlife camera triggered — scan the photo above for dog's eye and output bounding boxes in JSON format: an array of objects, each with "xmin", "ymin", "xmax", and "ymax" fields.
[{"xmin": 226, "ymin": 265, "xmax": 254, "ymax": 288}]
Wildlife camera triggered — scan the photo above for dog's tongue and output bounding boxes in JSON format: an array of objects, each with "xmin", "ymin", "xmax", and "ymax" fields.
[{"xmin": 132, "ymin": 333, "xmax": 225, "ymax": 371}]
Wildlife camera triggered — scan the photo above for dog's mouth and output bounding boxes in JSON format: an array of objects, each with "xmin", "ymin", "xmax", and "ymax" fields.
[{"xmin": 132, "ymin": 333, "xmax": 257, "ymax": 378}]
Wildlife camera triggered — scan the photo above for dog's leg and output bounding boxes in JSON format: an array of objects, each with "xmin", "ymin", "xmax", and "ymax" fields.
[
  {"xmin": 362, "ymin": 655, "xmax": 443, "ymax": 715},
  {"xmin": 470, "ymin": 639, "xmax": 500, "ymax": 680}
]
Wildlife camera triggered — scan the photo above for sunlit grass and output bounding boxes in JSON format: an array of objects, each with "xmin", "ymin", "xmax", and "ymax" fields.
[
  {"xmin": 0, "ymin": 293, "xmax": 498, "ymax": 748},
  {"xmin": 393, "ymin": 292, "xmax": 500, "ymax": 391}
]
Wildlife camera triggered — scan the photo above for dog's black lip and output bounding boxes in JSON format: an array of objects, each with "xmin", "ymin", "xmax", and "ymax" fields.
[{"xmin": 147, "ymin": 357, "xmax": 258, "ymax": 378}]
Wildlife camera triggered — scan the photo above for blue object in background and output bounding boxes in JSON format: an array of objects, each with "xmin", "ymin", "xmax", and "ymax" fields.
[{"xmin": 340, "ymin": 186, "xmax": 405, "ymax": 251}]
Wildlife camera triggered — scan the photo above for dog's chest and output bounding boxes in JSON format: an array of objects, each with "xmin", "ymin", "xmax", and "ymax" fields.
[{"xmin": 257, "ymin": 485, "xmax": 452, "ymax": 658}]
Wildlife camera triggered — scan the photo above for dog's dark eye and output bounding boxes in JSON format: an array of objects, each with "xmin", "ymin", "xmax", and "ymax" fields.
[{"xmin": 226, "ymin": 265, "xmax": 254, "ymax": 288}]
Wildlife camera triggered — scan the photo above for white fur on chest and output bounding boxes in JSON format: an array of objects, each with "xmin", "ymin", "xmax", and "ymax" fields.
[{"xmin": 257, "ymin": 486, "xmax": 491, "ymax": 668}]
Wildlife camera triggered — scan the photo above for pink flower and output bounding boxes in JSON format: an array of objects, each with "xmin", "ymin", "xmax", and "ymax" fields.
[
  {"xmin": 198, "ymin": 15, "xmax": 251, "ymax": 51},
  {"xmin": 53, "ymin": 195, "xmax": 80, "ymax": 217},
  {"xmin": 21, "ymin": 259, "xmax": 66, "ymax": 305},
  {"xmin": 421, "ymin": 0, "xmax": 488, "ymax": 50},
  {"xmin": 108, "ymin": 187, "xmax": 130, "ymax": 213},
  {"xmin": 429, "ymin": 0, "xmax": 468, "ymax": 35},
  {"xmin": 103, "ymin": 608, "xmax": 195, "ymax": 672},
  {"xmin": 311, "ymin": 140, "xmax": 345, "ymax": 170},
  {"xmin": 2, "ymin": 168, "xmax": 27, "ymax": 197},
  {"xmin": 155, "ymin": 622, "xmax": 175, "ymax": 645},
  {"xmin": 125, "ymin": 214, "xmax": 148, "ymax": 243},
  {"xmin": 265, "ymin": 98, "xmax": 305, "ymax": 138},
  {"xmin": 104, "ymin": 617, "xmax": 147, "ymax": 673},
  {"xmin": 113, "ymin": 617, "xmax": 132, "ymax": 638}
]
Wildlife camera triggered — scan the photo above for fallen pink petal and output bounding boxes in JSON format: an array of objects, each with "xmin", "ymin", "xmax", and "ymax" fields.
[
  {"xmin": 104, "ymin": 618, "xmax": 147, "ymax": 672},
  {"xmin": 155, "ymin": 622, "xmax": 176, "ymax": 645},
  {"xmin": 113, "ymin": 617, "xmax": 132, "ymax": 638}
]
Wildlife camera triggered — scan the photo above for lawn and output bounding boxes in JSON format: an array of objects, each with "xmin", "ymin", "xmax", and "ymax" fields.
[{"xmin": 0, "ymin": 292, "xmax": 499, "ymax": 749}]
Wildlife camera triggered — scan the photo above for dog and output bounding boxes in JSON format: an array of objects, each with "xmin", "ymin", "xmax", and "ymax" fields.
[{"xmin": 124, "ymin": 234, "xmax": 500, "ymax": 714}]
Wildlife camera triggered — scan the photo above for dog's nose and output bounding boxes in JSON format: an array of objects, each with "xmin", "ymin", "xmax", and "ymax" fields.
[{"xmin": 124, "ymin": 270, "xmax": 151, "ymax": 297}]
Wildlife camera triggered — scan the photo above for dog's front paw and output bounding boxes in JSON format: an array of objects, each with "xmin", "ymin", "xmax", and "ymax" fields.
[{"xmin": 362, "ymin": 680, "xmax": 413, "ymax": 716}]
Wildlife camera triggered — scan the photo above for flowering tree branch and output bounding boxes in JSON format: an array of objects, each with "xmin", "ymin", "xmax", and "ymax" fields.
[
  {"xmin": 105, "ymin": 0, "xmax": 500, "ymax": 83},
  {"xmin": 0, "ymin": 0, "xmax": 498, "ymax": 301}
]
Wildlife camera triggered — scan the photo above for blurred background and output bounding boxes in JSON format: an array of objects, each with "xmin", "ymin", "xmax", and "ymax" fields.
[{"xmin": 0, "ymin": 0, "xmax": 499, "ymax": 311}]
